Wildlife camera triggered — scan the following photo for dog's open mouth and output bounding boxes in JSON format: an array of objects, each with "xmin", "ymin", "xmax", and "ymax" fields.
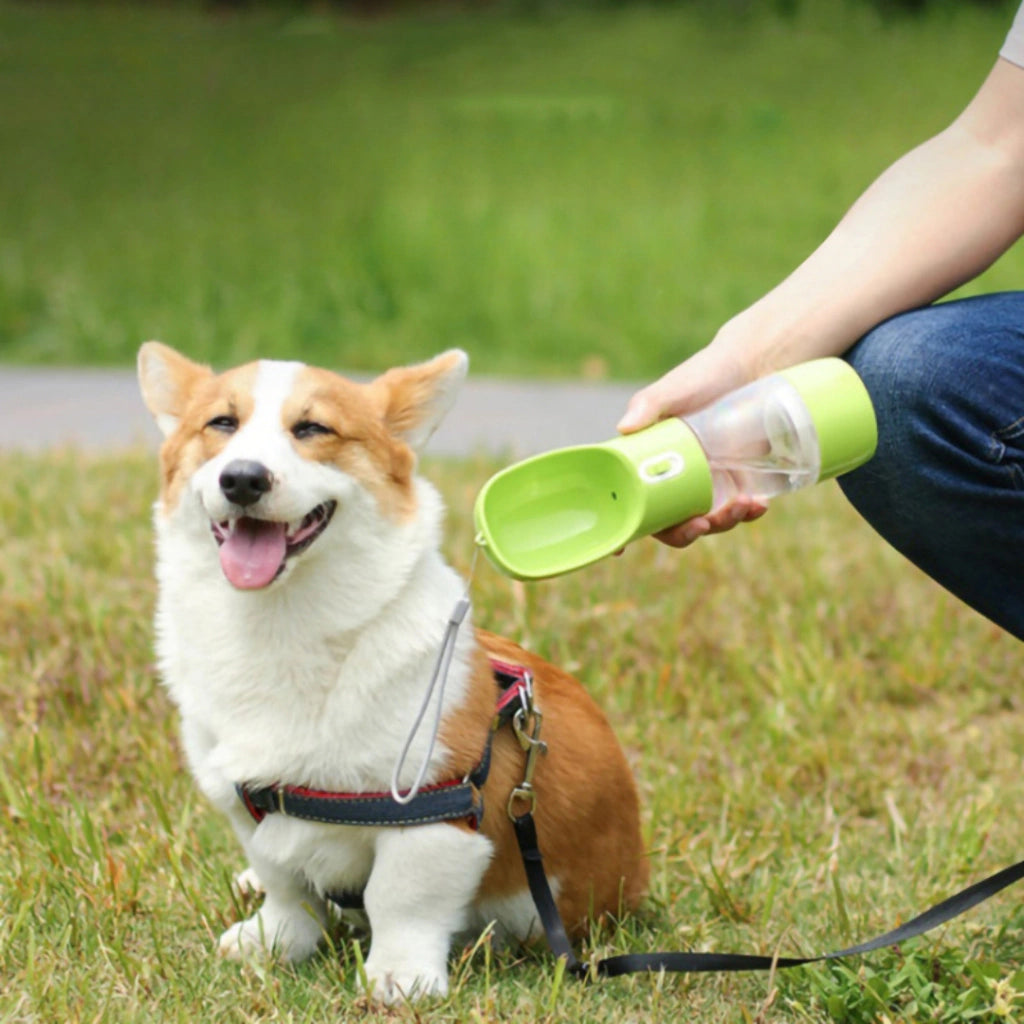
[{"xmin": 211, "ymin": 501, "xmax": 337, "ymax": 590}]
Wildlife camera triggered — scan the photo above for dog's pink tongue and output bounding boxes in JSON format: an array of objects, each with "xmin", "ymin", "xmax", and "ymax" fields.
[{"xmin": 219, "ymin": 518, "xmax": 288, "ymax": 590}]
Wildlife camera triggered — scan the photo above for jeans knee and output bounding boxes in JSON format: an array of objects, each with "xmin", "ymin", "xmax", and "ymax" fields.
[
  {"xmin": 844, "ymin": 296, "xmax": 1024, "ymax": 490},
  {"xmin": 837, "ymin": 294, "xmax": 1024, "ymax": 637},
  {"xmin": 844, "ymin": 303, "xmax": 969, "ymax": 441},
  {"xmin": 840, "ymin": 309, "xmax": 946, "ymax": 515}
]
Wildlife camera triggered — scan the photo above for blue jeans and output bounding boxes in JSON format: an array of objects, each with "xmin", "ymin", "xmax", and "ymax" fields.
[{"xmin": 840, "ymin": 292, "xmax": 1024, "ymax": 640}]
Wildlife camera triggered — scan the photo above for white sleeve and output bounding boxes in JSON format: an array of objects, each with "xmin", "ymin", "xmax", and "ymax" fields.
[{"xmin": 1000, "ymin": 1, "xmax": 1024, "ymax": 68}]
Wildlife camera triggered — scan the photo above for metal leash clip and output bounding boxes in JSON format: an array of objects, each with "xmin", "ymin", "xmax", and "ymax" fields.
[{"xmin": 507, "ymin": 700, "xmax": 548, "ymax": 820}]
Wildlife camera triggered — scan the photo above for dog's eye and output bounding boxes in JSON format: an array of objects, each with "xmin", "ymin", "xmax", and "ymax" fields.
[
  {"xmin": 292, "ymin": 420, "xmax": 334, "ymax": 440},
  {"xmin": 206, "ymin": 415, "xmax": 238, "ymax": 434}
]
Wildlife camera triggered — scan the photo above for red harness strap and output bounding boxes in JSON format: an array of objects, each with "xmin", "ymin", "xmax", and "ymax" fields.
[{"xmin": 490, "ymin": 657, "xmax": 534, "ymax": 726}]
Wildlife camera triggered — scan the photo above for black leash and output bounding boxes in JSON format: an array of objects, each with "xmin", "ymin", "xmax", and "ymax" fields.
[{"xmin": 512, "ymin": 807, "xmax": 1024, "ymax": 979}]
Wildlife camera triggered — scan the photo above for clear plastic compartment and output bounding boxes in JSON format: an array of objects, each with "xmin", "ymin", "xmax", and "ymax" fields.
[{"xmin": 684, "ymin": 375, "xmax": 822, "ymax": 511}]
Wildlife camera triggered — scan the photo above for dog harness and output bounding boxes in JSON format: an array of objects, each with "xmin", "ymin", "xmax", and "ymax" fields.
[{"xmin": 235, "ymin": 657, "xmax": 535, "ymax": 832}]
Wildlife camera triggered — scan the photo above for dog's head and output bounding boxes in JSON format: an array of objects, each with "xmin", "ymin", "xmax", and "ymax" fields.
[{"xmin": 138, "ymin": 342, "xmax": 467, "ymax": 591}]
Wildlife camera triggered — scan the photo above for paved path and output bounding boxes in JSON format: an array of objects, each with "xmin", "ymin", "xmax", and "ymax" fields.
[{"xmin": 0, "ymin": 365, "xmax": 641, "ymax": 459}]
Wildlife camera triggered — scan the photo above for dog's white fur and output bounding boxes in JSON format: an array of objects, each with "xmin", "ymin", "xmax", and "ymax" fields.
[{"xmin": 139, "ymin": 344, "xmax": 647, "ymax": 1003}]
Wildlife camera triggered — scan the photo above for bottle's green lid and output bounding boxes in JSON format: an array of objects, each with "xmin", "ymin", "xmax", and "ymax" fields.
[{"xmin": 777, "ymin": 358, "xmax": 878, "ymax": 480}]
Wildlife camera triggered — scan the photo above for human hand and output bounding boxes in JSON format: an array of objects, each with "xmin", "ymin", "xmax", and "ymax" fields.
[
  {"xmin": 649, "ymin": 497, "xmax": 768, "ymax": 549},
  {"xmin": 616, "ymin": 342, "xmax": 751, "ymax": 434},
  {"xmin": 617, "ymin": 342, "xmax": 768, "ymax": 549}
]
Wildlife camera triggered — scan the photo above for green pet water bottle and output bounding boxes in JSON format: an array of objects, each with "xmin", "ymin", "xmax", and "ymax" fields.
[{"xmin": 474, "ymin": 358, "xmax": 878, "ymax": 580}]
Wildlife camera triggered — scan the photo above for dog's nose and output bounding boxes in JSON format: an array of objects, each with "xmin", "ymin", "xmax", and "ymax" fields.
[{"xmin": 219, "ymin": 460, "xmax": 273, "ymax": 507}]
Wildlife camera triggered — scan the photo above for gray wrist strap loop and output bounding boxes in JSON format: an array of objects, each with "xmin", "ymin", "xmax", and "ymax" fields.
[{"xmin": 390, "ymin": 595, "xmax": 472, "ymax": 805}]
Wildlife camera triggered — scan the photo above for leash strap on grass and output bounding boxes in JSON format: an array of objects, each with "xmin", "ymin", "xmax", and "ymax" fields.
[{"xmin": 511, "ymin": 807, "xmax": 1024, "ymax": 979}]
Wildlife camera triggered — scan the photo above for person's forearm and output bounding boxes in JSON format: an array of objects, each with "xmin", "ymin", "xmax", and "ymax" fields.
[
  {"xmin": 619, "ymin": 60, "xmax": 1024, "ymax": 435},
  {"xmin": 723, "ymin": 132, "xmax": 1024, "ymax": 371},
  {"xmin": 720, "ymin": 62, "xmax": 1024, "ymax": 377},
  {"xmin": 617, "ymin": 54, "xmax": 1024, "ymax": 549}
]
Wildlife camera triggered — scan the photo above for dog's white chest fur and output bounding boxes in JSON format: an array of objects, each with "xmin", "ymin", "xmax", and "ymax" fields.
[{"xmin": 155, "ymin": 518, "xmax": 469, "ymax": 808}]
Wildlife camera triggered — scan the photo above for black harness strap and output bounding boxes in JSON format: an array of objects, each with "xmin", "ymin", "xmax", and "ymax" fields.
[
  {"xmin": 237, "ymin": 771, "xmax": 488, "ymax": 830},
  {"xmin": 235, "ymin": 659, "xmax": 531, "ymax": 832},
  {"xmin": 511, "ymin": 804, "xmax": 1024, "ymax": 979},
  {"xmin": 238, "ymin": 659, "xmax": 534, "ymax": 913}
]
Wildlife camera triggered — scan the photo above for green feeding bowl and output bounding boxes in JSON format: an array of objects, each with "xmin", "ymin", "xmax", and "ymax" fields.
[{"xmin": 473, "ymin": 417, "xmax": 713, "ymax": 581}]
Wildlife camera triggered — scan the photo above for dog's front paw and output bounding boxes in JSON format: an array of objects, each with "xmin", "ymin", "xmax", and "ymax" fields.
[
  {"xmin": 233, "ymin": 867, "xmax": 264, "ymax": 897},
  {"xmin": 217, "ymin": 908, "xmax": 323, "ymax": 964},
  {"xmin": 363, "ymin": 961, "xmax": 448, "ymax": 1005},
  {"xmin": 218, "ymin": 918, "xmax": 272, "ymax": 962}
]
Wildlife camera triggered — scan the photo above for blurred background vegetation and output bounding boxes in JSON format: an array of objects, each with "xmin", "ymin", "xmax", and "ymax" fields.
[{"xmin": 1, "ymin": 0, "xmax": 1021, "ymax": 378}]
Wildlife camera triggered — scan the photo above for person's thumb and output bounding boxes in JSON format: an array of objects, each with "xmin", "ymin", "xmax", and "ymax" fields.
[{"xmin": 616, "ymin": 390, "xmax": 660, "ymax": 433}]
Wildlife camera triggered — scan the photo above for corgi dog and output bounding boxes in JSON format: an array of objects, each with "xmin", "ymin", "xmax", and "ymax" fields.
[{"xmin": 137, "ymin": 342, "xmax": 648, "ymax": 1003}]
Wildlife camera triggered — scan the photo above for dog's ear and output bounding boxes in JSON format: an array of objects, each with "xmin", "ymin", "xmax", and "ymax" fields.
[
  {"xmin": 137, "ymin": 341, "xmax": 213, "ymax": 438},
  {"xmin": 373, "ymin": 349, "xmax": 468, "ymax": 452}
]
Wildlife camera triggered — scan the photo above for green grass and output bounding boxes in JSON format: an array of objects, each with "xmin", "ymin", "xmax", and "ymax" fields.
[
  {"xmin": 2, "ymin": 0, "xmax": 1023, "ymax": 377},
  {"xmin": 2, "ymin": 448, "xmax": 1023, "ymax": 1022}
]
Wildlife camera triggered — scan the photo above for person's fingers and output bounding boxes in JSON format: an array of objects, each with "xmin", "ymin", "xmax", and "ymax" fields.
[
  {"xmin": 652, "ymin": 516, "xmax": 712, "ymax": 548},
  {"xmin": 704, "ymin": 498, "xmax": 768, "ymax": 533},
  {"xmin": 651, "ymin": 498, "xmax": 768, "ymax": 549}
]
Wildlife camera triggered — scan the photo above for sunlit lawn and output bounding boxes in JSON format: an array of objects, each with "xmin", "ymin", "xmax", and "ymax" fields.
[{"xmin": 1, "ymin": 449, "xmax": 1022, "ymax": 1022}]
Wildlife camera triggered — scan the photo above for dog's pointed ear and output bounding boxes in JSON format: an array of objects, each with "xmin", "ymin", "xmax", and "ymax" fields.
[
  {"xmin": 374, "ymin": 349, "xmax": 468, "ymax": 452},
  {"xmin": 137, "ymin": 341, "xmax": 213, "ymax": 438}
]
